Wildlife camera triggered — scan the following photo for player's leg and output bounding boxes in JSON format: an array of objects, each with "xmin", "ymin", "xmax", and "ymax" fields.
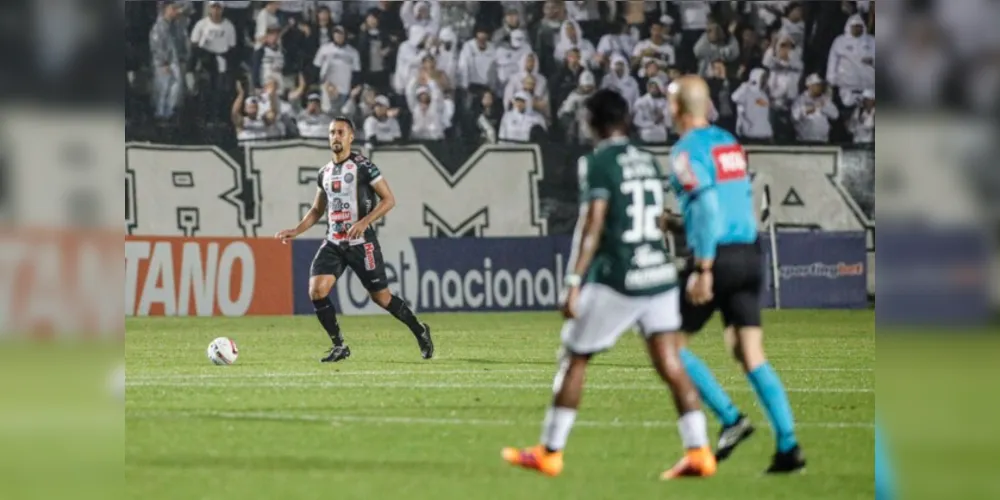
[
  {"xmin": 351, "ymin": 241, "xmax": 434, "ymax": 359},
  {"xmin": 679, "ymin": 268, "xmax": 754, "ymax": 461},
  {"xmin": 637, "ymin": 288, "xmax": 716, "ymax": 479},
  {"xmin": 309, "ymin": 242, "xmax": 351, "ymax": 363},
  {"xmin": 502, "ymin": 284, "xmax": 635, "ymax": 477},
  {"xmin": 721, "ymin": 244, "xmax": 804, "ymax": 472}
]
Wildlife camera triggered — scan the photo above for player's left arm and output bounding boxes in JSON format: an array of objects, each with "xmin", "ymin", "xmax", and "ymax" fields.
[
  {"xmin": 365, "ymin": 177, "xmax": 396, "ymax": 225},
  {"xmin": 347, "ymin": 159, "xmax": 395, "ymax": 238}
]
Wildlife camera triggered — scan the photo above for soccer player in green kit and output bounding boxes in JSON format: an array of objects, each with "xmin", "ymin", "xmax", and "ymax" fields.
[{"xmin": 501, "ymin": 89, "xmax": 717, "ymax": 480}]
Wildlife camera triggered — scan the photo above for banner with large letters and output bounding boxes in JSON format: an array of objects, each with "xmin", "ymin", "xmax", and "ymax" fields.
[
  {"xmin": 125, "ymin": 141, "xmax": 873, "ymax": 316},
  {"xmin": 124, "ymin": 237, "xmax": 292, "ymax": 316}
]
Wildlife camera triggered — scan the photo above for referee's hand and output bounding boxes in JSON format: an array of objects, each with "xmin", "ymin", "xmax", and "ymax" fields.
[{"xmin": 687, "ymin": 270, "xmax": 714, "ymax": 305}]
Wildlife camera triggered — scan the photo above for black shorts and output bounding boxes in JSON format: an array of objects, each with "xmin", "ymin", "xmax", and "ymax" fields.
[
  {"xmin": 681, "ymin": 242, "xmax": 763, "ymax": 333},
  {"xmin": 310, "ymin": 239, "xmax": 388, "ymax": 293}
]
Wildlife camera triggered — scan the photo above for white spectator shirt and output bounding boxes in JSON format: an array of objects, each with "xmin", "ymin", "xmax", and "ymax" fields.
[
  {"xmin": 597, "ymin": 32, "xmax": 638, "ymax": 60},
  {"xmin": 677, "ymin": 0, "xmax": 712, "ymax": 31},
  {"xmin": 765, "ymin": 56, "xmax": 802, "ymax": 109},
  {"xmin": 848, "ymin": 106, "xmax": 875, "ymax": 143},
  {"xmin": 731, "ymin": 68, "xmax": 773, "ymax": 140},
  {"xmin": 254, "ymin": 8, "xmax": 279, "ymax": 48},
  {"xmin": 457, "ymin": 39, "xmax": 498, "ymax": 88},
  {"xmin": 395, "ymin": 26, "xmax": 429, "ymax": 93},
  {"xmin": 410, "ymin": 102, "xmax": 449, "ymax": 140},
  {"xmin": 503, "ymin": 54, "xmax": 549, "ymax": 110},
  {"xmin": 565, "ymin": 0, "xmax": 597, "ymax": 21},
  {"xmin": 498, "ymin": 108, "xmax": 545, "ymax": 142},
  {"xmin": 780, "ymin": 17, "xmax": 806, "ymax": 48},
  {"xmin": 258, "ymin": 44, "xmax": 285, "ymax": 89},
  {"xmin": 278, "ymin": 1, "xmax": 305, "ymax": 13},
  {"xmin": 826, "ymin": 14, "xmax": 875, "ymax": 91},
  {"xmin": 400, "ymin": 0, "xmax": 442, "ymax": 35},
  {"xmin": 632, "ymin": 92, "xmax": 670, "ymax": 143},
  {"xmin": 791, "ymin": 91, "xmax": 839, "ymax": 142},
  {"xmin": 315, "ymin": 42, "xmax": 361, "ymax": 97},
  {"xmin": 434, "ymin": 45, "xmax": 459, "ymax": 85},
  {"xmin": 554, "ymin": 20, "xmax": 596, "ymax": 68},
  {"xmin": 238, "ymin": 115, "xmax": 280, "ymax": 142},
  {"xmin": 297, "ymin": 111, "xmax": 332, "ymax": 140},
  {"xmin": 600, "ymin": 56, "xmax": 641, "ymax": 108},
  {"xmin": 631, "ymin": 38, "xmax": 676, "ymax": 69},
  {"xmin": 190, "ymin": 17, "xmax": 236, "ymax": 55},
  {"xmin": 557, "ymin": 89, "xmax": 595, "ymax": 144},
  {"xmin": 364, "ymin": 116, "xmax": 403, "ymax": 143},
  {"xmin": 496, "ymin": 45, "xmax": 534, "ymax": 89}
]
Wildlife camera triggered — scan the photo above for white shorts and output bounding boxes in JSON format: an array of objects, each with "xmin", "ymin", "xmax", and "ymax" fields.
[{"xmin": 560, "ymin": 283, "xmax": 682, "ymax": 355}]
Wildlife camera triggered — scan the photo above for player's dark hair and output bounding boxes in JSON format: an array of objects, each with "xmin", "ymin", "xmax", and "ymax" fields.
[
  {"xmin": 332, "ymin": 116, "xmax": 355, "ymax": 132},
  {"xmin": 585, "ymin": 89, "xmax": 630, "ymax": 139}
]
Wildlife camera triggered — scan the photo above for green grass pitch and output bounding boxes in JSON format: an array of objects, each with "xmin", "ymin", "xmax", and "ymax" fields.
[{"xmin": 126, "ymin": 310, "xmax": 874, "ymax": 499}]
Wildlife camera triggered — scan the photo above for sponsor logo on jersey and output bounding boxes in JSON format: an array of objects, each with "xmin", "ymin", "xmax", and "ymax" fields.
[
  {"xmin": 330, "ymin": 211, "xmax": 351, "ymax": 222},
  {"xmin": 363, "ymin": 243, "xmax": 376, "ymax": 271},
  {"xmin": 344, "ymin": 172, "xmax": 355, "ymax": 184},
  {"xmin": 711, "ymin": 144, "xmax": 748, "ymax": 182}
]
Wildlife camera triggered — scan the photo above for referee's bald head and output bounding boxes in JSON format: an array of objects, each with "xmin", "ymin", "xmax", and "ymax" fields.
[{"xmin": 667, "ymin": 75, "xmax": 712, "ymax": 124}]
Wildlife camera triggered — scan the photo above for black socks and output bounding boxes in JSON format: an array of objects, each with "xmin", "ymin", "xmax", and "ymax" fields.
[
  {"xmin": 387, "ymin": 295, "xmax": 424, "ymax": 336},
  {"xmin": 312, "ymin": 298, "xmax": 344, "ymax": 346}
]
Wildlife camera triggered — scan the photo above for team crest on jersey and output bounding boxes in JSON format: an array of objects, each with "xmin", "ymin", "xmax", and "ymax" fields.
[{"xmin": 344, "ymin": 172, "xmax": 355, "ymax": 184}]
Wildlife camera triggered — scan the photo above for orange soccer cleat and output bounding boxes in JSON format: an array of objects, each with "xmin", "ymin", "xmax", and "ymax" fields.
[
  {"xmin": 659, "ymin": 447, "xmax": 718, "ymax": 480},
  {"xmin": 501, "ymin": 445, "xmax": 565, "ymax": 477}
]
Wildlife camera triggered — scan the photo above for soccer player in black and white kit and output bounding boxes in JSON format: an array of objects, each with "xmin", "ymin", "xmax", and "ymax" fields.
[{"xmin": 276, "ymin": 117, "xmax": 434, "ymax": 362}]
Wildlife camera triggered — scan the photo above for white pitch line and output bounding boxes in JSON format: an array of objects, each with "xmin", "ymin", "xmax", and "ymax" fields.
[
  {"xmin": 128, "ymin": 409, "xmax": 875, "ymax": 430},
  {"xmin": 129, "ymin": 366, "xmax": 873, "ymax": 381},
  {"xmin": 126, "ymin": 380, "xmax": 873, "ymax": 393}
]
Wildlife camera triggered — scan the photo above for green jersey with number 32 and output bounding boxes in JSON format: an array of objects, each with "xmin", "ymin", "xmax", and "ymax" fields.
[{"xmin": 575, "ymin": 139, "xmax": 678, "ymax": 296}]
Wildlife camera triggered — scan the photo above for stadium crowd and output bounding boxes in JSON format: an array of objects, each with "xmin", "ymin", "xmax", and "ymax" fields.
[{"xmin": 125, "ymin": 1, "xmax": 876, "ymax": 147}]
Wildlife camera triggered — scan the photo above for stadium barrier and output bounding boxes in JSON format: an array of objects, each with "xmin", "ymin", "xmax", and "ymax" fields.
[
  {"xmin": 124, "ymin": 141, "xmax": 874, "ymax": 316},
  {"xmin": 125, "ymin": 231, "xmax": 868, "ymax": 317}
]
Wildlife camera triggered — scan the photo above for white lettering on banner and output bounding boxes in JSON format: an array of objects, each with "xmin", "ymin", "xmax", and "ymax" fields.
[
  {"xmin": 650, "ymin": 146, "xmax": 873, "ymax": 235},
  {"xmin": 125, "ymin": 141, "xmax": 875, "ymax": 314},
  {"xmin": 125, "ymin": 241, "xmax": 256, "ymax": 317},
  {"xmin": 125, "ymin": 145, "xmax": 260, "ymax": 237},
  {"xmin": 419, "ymin": 255, "xmax": 564, "ymax": 310}
]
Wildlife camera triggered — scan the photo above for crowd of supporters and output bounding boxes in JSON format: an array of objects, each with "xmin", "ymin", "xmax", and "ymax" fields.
[{"xmin": 125, "ymin": 1, "xmax": 877, "ymax": 147}]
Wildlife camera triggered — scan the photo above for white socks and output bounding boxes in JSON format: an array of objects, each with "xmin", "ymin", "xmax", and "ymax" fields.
[
  {"xmin": 540, "ymin": 406, "xmax": 578, "ymax": 451},
  {"xmin": 677, "ymin": 410, "xmax": 709, "ymax": 449}
]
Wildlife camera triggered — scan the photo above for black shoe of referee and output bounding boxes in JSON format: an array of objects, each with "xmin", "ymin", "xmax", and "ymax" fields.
[{"xmin": 766, "ymin": 445, "xmax": 807, "ymax": 474}]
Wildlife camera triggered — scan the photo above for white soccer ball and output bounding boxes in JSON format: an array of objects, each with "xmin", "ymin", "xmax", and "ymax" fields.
[{"xmin": 207, "ymin": 337, "xmax": 240, "ymax": 365}]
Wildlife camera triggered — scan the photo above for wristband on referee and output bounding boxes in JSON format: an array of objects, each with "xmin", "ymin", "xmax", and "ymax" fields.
[{"xmin": 563, "ymin": 274, "xmax": 582, "ymax": 288}]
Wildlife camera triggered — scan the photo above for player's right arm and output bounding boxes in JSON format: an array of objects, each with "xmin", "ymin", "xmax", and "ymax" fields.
[{"xmin": 275, "ymin": 187, "xmax": 327, "ymax": 244}]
